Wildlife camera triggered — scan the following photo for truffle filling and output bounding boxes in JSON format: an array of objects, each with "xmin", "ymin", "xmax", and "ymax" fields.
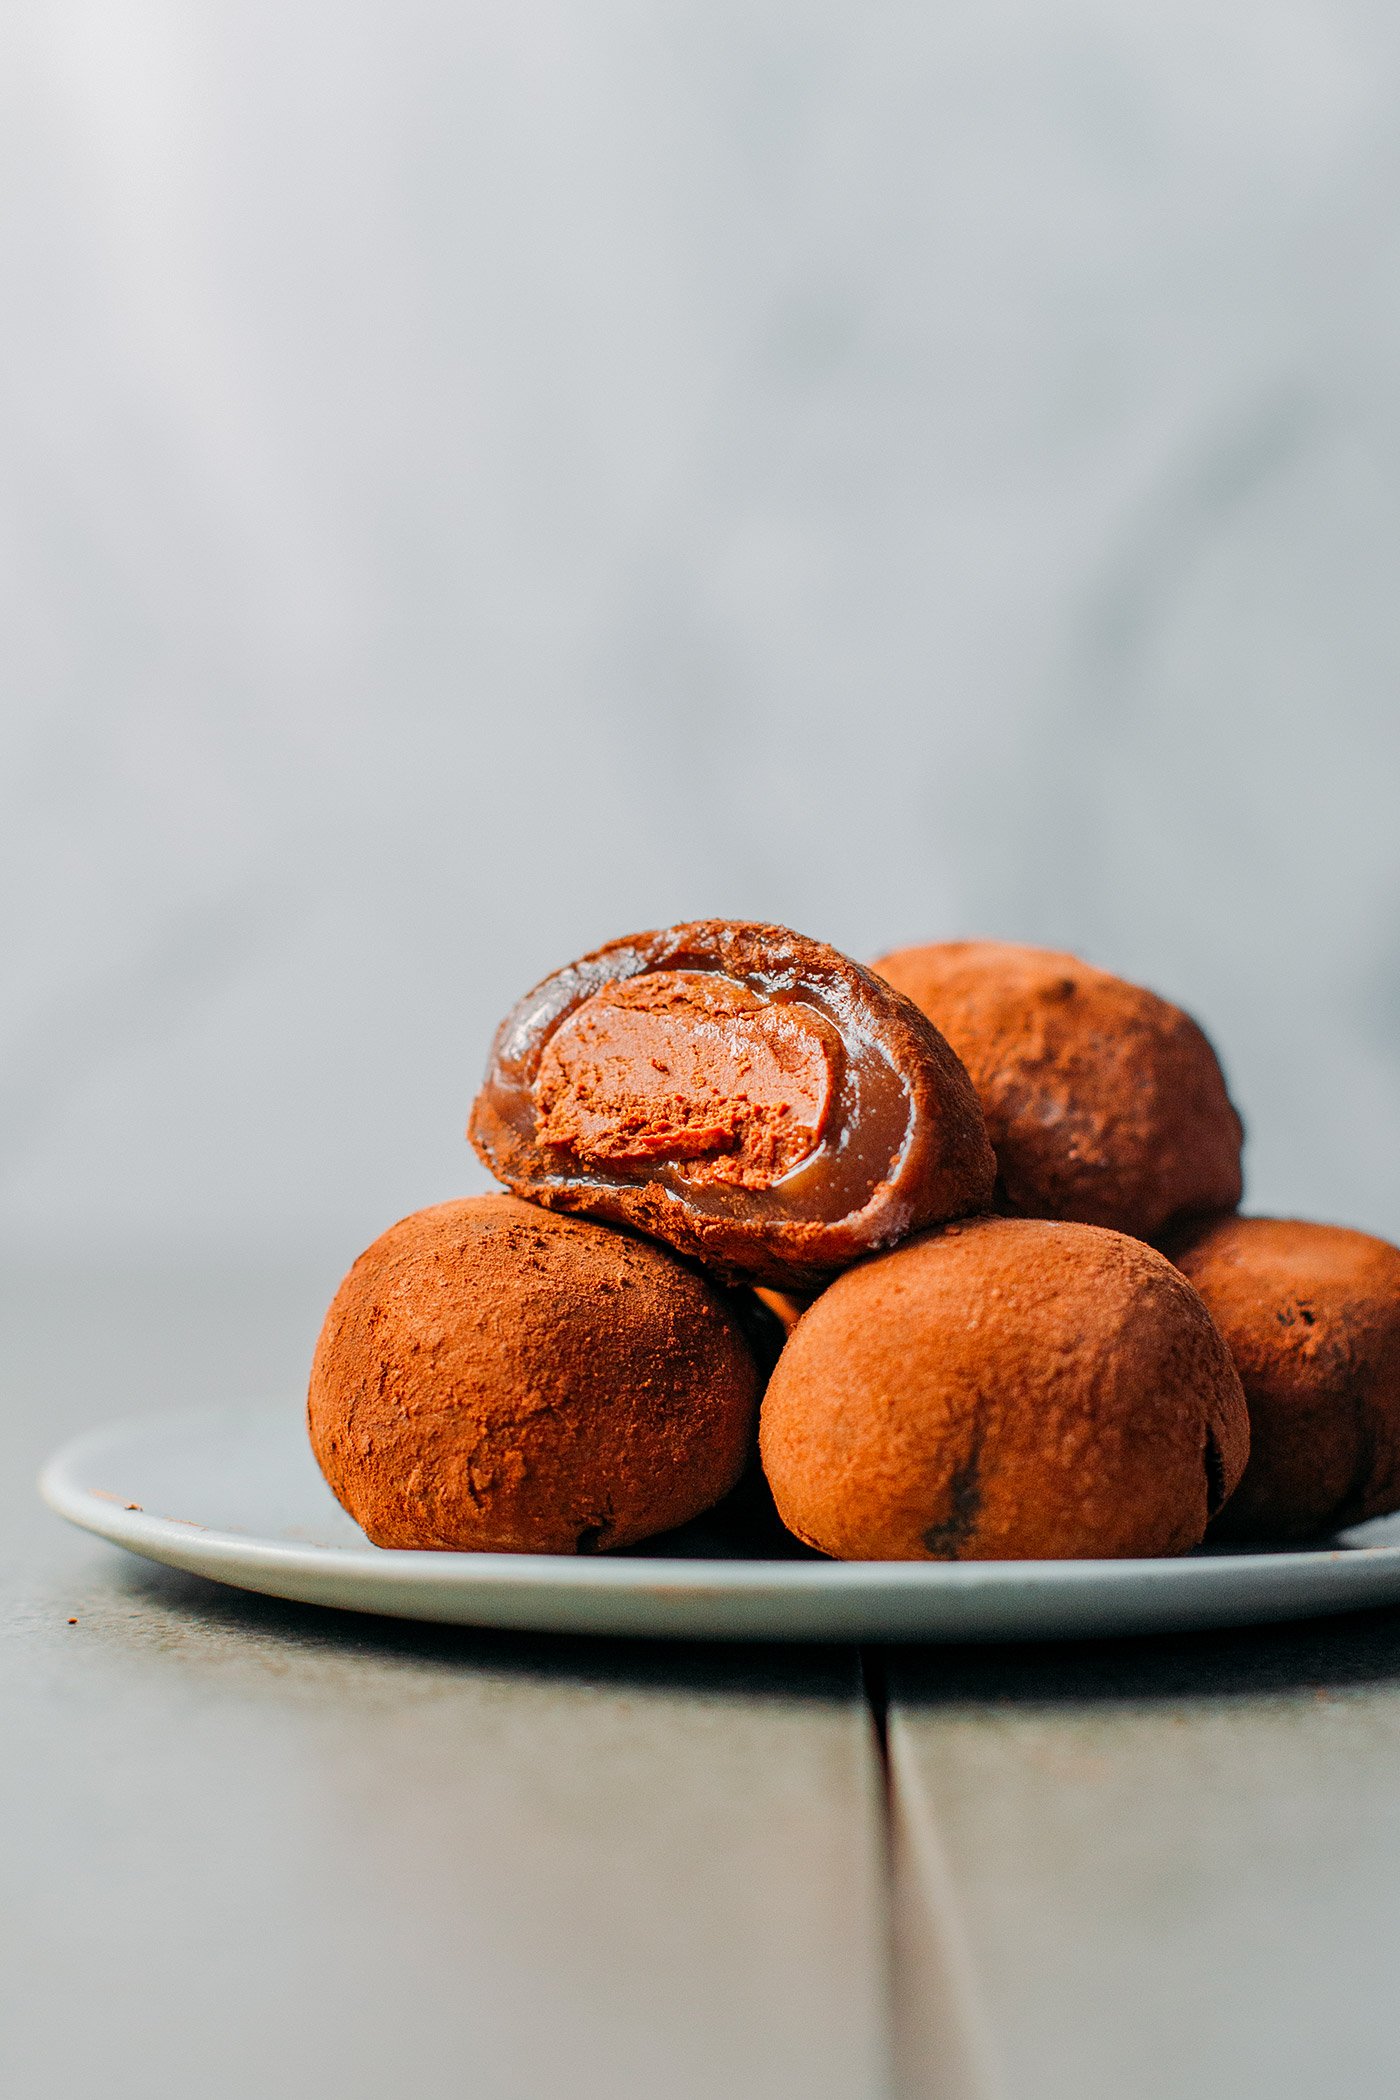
[{"xmin": 534, "ymin": 971, "xmax": 838, "ymax": 1188}]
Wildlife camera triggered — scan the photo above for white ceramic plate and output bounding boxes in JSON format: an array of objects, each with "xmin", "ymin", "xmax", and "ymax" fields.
[{"xmin": 39, "ymin": 1405, "xmax": 1400, "ymax": 1642}]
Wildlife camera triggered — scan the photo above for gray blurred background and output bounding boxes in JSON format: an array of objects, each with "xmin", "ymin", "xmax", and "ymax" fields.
[{"xmin": 4, "ymin": 0, "xmax": 1399, "ymax": 1280}]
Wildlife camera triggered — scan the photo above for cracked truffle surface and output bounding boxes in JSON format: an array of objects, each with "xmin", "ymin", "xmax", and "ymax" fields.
[
  {"xmin": 308, "ymin": 1195, "xmax": 760, "ymax": 1553},
  {"xmin": 470, "ymin": 921, "xmax": 995, "ymax": 1290},
  {"xmin": 871, "ymin": 940, "xmax": 1243, "ymax": 1241},
  {"xmin": 759, "ymin": 1215, "xmax": 1248, "ymax": 1561},
  {"xmin": 1168, "ymin": 1214, "xmax": 1400, "ymax": 1541}
]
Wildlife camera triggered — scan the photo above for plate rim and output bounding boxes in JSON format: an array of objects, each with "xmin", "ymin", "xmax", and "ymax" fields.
[{"xmin": 38, "ymin": 1402, "xmax": 1397, "ymax": 1599}]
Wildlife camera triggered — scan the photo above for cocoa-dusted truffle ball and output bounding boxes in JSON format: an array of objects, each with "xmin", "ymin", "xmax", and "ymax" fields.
[
  {"xmin": 1167, "ymin": 1215, "xmax": 1400, "ymax": 1541},
  {"xmin": 308, "ymin": 1195, "xmax": 760, "ymax": 1553},
  {"xmin": 871, "ymin": 940, "xmax": 1243, "ymax": 1242},
  {"xmin": 470, "ymin": 920, "xmax": 995, "ymax": 1290},
  {"xmin": 759, "ymin": 1216, "xmax": 1248, "ymax": 1560}
]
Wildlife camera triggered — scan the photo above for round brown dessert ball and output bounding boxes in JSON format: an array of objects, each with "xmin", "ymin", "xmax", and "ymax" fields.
[
  {"xmin": 470, "ymin": 920, "xmax": 995, "ymax": 1291},
  {"xmin": 308, "ymin": 1195, "xmax": 760, "ymax": 1553},
  {"xmin": 759, "ymin": 1215, "xmax": 1249, "ymax": 1561},
  {"xmin": 871, "ymin": 940, "xmax": 1243, "ymax": 1242},
  {"xmin": 1167, "ymin": 1214, "xmax": 1400, "ymax": 1541}
]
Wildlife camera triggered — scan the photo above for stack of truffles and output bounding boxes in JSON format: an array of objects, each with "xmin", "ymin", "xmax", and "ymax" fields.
[{"xmin": 309, "ymin": 922, "xmax": 1400, "ymax": 1560}]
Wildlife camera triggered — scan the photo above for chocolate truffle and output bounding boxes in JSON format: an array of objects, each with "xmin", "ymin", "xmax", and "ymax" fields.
[
  {"xmin": 1168, "ymin": 1214, "xmax": 1400, "ymax": 1541},
  {"xmin": 870, "ymin": 940, "xmax": 1243, "ymax": 1242},
  {"xmin": 470, "ymin": 920, "xmax": 996, "ymax": 1290},
  {"xmin": 308, "ymin": 1195, "xmax": 760, "ymax": 1553},
  {"xmin": 759, "ymin": 1215, "xmax": 1249, "ymax": 1560}
]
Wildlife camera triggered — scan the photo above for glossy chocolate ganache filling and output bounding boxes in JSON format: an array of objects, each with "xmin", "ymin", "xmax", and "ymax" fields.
[{"xmin": 469, "ymin": 921, "xmax": 995, "ymax": 1288}]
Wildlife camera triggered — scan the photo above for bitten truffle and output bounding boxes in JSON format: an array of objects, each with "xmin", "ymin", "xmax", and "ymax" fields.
[
  {"xmin": 759, "ymin": 1216, "xmax": 1249, "ymax": 1561},
  {"xmin": 871, "ymin": 940, "xmax": 1243, "ymax": 1242},
  {"xmin": 1167, "ymin": 1214, "xmax": 1400, "ymax": 1541},
  {"xmin": 308, "ymin": 1195, "xmax": 760, "ymax": 1553},
  {"xmin": 470, "ymin": 921, "xmax": 995, "ymax": 1290}
]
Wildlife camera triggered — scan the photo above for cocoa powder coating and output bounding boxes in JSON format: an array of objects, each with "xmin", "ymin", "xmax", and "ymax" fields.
[
  {"xmin": 470, "ymin": 921, "xmax": 996, "ymax": 1290},
  {"xmin": 871, "ymin": 940, "xmax": 1243, "ymax": 1241},
  {"xmin": 308, "ymin": 1195, "xmax": 760, "ymax": 1553},
  {"xmin": 1168, "ymin": 1214, "xmax": 1400, "ymax": 1541},
  {"xmin": 759, "ymin": 1215, "xmax": 1249, "ymax": 1561}
]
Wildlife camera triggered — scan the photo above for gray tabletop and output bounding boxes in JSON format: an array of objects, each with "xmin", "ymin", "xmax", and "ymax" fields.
[{"xmin": 6, "ymin": 1263, "xmax": 1400, "ymax": 2099}]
